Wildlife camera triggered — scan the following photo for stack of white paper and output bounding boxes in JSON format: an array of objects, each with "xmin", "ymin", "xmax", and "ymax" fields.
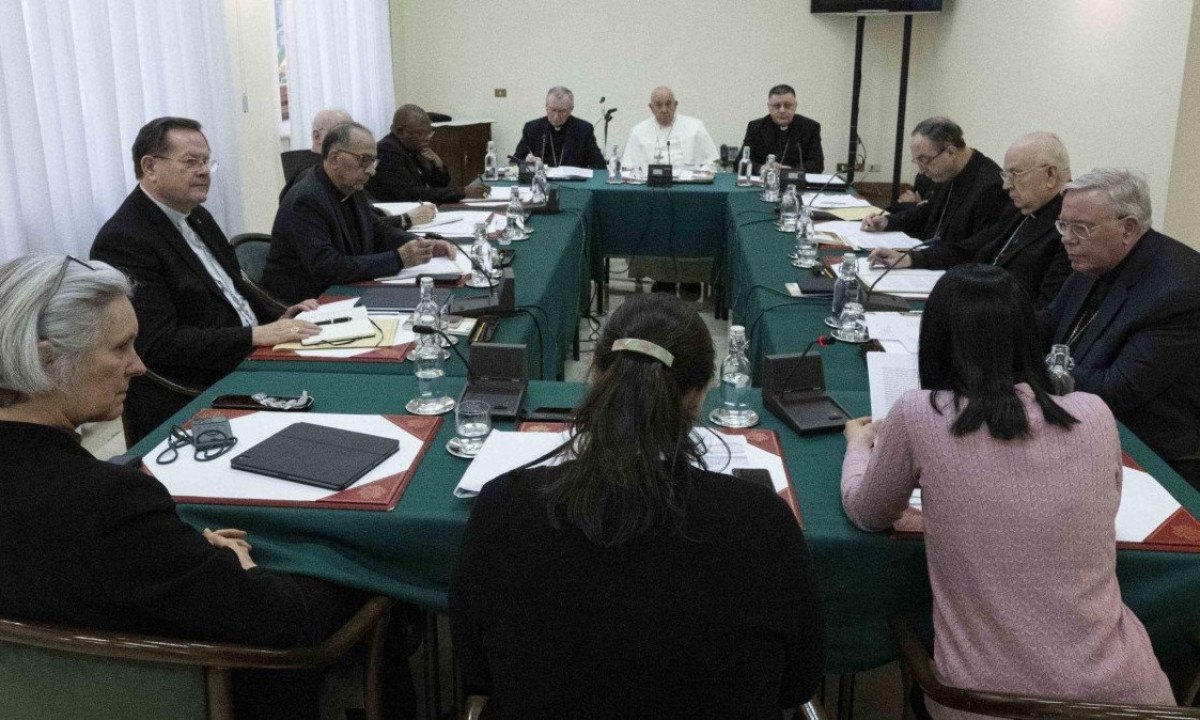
[
  {"xmin": 411, "ymin": 211, "xmax": 497, "ymax": 237},
  {"xmin": 864, "ymin": 312, "xmax": 922, "ymax": 354},
  {"xmin": 372, "ymin": 202, "xmax": 423, "ymax": 217},
  {"xmin": 804, "ymin": 173, "xmax": 848, "ymax": 188},
  {"xmin": 545, "ymin": 166, "xmax": 594, "ymax": 180},
  {"xmin": 856, "ymin": 258, "xmax": 944, "ymax": 297},
  {"xmin": 453, "ymin": 427, "xmax": 788, "ymax": 498},
  {"xmin": 818, "ymin": 221, "xmax": 920, "ymax": 251},
  {"xmin": 802, "ymin": 192, "xmax": 872, "ymax": 209},
  {"xmin": 1115, "ymin": 467, "xmax": 1184, "ymax": 542}
]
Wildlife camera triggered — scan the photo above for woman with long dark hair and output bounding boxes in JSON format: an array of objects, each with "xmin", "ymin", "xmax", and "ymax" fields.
[
  {"xmin": 450, "ymin": 293, "xmax": 825, "ymax": 719},
  {"xmin": 840, "ymin": 264, "xmax": 1172, "ymax": 717}
]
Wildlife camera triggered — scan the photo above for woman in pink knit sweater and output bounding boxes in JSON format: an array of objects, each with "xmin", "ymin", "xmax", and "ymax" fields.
[{"xmin": 841, "ymin": 264, "xmax": 1173, "ymax": 718}]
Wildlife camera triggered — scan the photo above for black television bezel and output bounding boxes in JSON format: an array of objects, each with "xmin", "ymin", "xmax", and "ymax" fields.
[{"xmin": 811, "ymin": 0, "xmax": 943, "ymax": 14}]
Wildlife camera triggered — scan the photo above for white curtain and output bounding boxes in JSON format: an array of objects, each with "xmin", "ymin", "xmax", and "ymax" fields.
[
  {"xmin": 284, "ymin": 0, "xmax": 396, "ymax": 146},
  {"xmin": 0, "ymin": 0, "xmax": 244, "ymax": 261}
]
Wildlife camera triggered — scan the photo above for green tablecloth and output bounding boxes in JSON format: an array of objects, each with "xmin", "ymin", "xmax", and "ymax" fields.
[
  {"xmin": 723, "ymin": 189, "xmax": 1200, "ymax": 678},
  {"xmin": 236, "ymin": 189, "xmax": 593, "ymax": 381}
]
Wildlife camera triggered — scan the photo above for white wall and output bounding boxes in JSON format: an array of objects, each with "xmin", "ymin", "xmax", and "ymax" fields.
[
  {"xmin": 390, "ymin": 0, "xmax": 1194, "ymax": 231},
  {"xmin": 1166, "ymin": 0, "xmax": 1200, "ymax": 245},
  {"xmin": 224, "ymin": 0, "xmax": 287, "ymax": 235}
]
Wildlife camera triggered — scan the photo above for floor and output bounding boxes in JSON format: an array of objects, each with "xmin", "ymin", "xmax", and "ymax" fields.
[{"xmin": 78, "ymin": 270, "xmax": 905, "ymax": 719}]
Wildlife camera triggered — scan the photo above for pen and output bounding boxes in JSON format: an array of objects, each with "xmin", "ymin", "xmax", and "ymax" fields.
[{"xmin": 315, "ymin": 317, "xmax": 352, "ymax": 326}]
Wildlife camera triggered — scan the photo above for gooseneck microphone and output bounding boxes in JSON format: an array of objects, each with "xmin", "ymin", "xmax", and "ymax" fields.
[
  {"xmin": 804, "ymin": 169, "xmax": 851, "ymax": 212},
  {"xmin": 862, "ymin": 238, "xmax": 936, "ymax": 304}
]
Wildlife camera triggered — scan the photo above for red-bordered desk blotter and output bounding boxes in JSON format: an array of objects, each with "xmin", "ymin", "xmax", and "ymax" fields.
[
  {"xmin": 518, "ymin": 422, "xmax": 804, "ymax": 528},
  {"xmin": 891, "ymin": 452, "xmax": 1200, "ymax": 553},
  {"xmin": 142, "ymin": 408, "xmax": 442, "ymax": 511},
  {"xmin": 247, "ymin": 295, "xmax": 413, "ymax": 363}
]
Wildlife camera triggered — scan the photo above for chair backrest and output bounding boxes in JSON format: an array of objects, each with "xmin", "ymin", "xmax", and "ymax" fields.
[
  {"xmin": 231, "ymin": 233, "xmax": 272, "ymax": 285},
  {"xmin": 890, "ymin": 616, "xmax": 1200, "ymax": 719},
  {"xmin": 0, "ymin": 597, "xmax": 393, "ymax": 720},
  {"xmin": 280, "ymin": 149, "xmax": 320, "ymax": 184}
]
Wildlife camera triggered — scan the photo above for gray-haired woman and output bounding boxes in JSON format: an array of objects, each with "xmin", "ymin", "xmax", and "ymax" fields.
[{"xmin": 0, "ymin": 254, "xmax": 370, "ymax": 719}]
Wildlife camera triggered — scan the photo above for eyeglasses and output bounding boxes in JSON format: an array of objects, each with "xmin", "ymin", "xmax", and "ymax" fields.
[
  {"xmin": 999, "ymin": 164, "xmax": 1050, "ymax": 183},
  {"xmin": 1054, "ymin": 216, "xmax": 1127, "ymax": 240},
  {"xmin": 336, "ymin": 149, "xmax": 380, "ymax": 169},
  {"xmin": 152, "ymin": 155, "xmax": 218, "ymax": 173},
  {"xmin": 38, "ymin": 256, "xmax": 95, "ymax": 336},
  {"xmin": 911, "ymin": 146, "xmax": 948, "ymax": 167}
]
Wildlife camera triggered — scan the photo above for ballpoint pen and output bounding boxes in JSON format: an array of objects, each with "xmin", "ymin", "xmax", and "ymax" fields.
[{"xmin": 315, "ymin": 317, "xmax": 352, "ymax": 326}]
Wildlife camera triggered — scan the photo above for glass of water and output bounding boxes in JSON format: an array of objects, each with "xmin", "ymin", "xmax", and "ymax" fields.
[
  {"xmin": 455, "ymin": 400, "xmax": 492, "ymax": 455},
  {"xmin": 837, "ymin": 302, "xmax": 869, "ymax": 343}
]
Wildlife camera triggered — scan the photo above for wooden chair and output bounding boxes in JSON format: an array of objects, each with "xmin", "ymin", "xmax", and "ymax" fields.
[
  {"xmin": 890, "ymin": 615, "xmax": 1200, "ymax": 719},
  {"xmin": 458, "ymin": 694, "xmax": 831, "ymax": 720},
  {"xmin": 0, "ymin": 596, "xmax": 394, "ymax": 720}
]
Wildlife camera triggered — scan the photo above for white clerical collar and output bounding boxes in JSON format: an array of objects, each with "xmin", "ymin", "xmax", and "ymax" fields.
[{"xmin": 141, "ymin": 185, "xmax": 192, "ymax": 226}]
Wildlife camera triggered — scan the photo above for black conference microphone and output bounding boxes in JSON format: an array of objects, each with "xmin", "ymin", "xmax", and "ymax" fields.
[
  {"xmin": 604, "ymin": 107, "xmax": 618, "ymax": 121},
  {"xmin": 774, "ymin": 334, "xmax": 846, "ymax": 395},
  {"xmin": 540, "ymin": 135, "xmax": 547, "ymax": 163}
]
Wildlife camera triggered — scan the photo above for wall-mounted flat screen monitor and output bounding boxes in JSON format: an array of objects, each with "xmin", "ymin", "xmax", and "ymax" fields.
[{"xmin": 811, "ymin": 0, "xmax": 943, "ymax": 14}]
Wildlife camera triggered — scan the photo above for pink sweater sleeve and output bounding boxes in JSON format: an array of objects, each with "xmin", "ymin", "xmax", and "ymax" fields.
[{"xmin": 841, "ymin": 395, "xmax": 921, "ymax": 532}]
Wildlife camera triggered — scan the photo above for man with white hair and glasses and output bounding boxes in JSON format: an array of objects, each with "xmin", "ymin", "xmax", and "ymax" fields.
[{"xmin": 1046, "ymin": 168, "xmax": 1200, "ymax": 488}]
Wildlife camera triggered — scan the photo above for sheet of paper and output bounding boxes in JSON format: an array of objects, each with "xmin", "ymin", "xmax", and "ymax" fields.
[
  {"xmin": 1115, "ymin": 466, "xmax": 1182, "ymax": 542},
  {"xmin": 485, "ymin": 186, "xmax": 534, "ymax": 202},
  {"xmin": 454, "ymin": 427, "xmax": 790, "ymax": 498},
  {"xmin": 856, "ymin": 258, "xmax": 944, "ymax": 297},
  {"xmin": 802, "ymin": 192, "xmax": 872, "ymax": 209},
  {"xmin": 377, "ymin": 253, "xmax": 471, "ymax": 283},
  {"xmin": 411, "ymin": 210, "xmax": 497, "ymax": 238},
  {"xmin": 867, "ymin": 351, "xmax": 920, "ymax": 421},
  {"xmin": 805, "ymin": 173, "xmax": 848, "ymax": 188},
  {"xmin": 864, "ymin": 311, "xmax": 922, "ymax": 354},
  {"xmin": 372, "ymin": 202, "xmax": 423, "ymax": 217},
  {"xmin": 146, "ymin": 413, "xmax": 424, "ymax": 502},
  {"xmin": 545, "ymin": 166, "xmax": 593, "ymax": 180},
  {"xmin": 409, "ymin": 213, "xmax": 462, "ymax": 231},
  {"xmin": 294, "ymin": 298, "xmax": 360, "ymax": 324},
  {"xmin": 818, "ymin": 221, "xmax": 920, "ymax": 251},
  {"xmin": 300, "ymin": 307, "xmax": 375, "ymax": 345}
]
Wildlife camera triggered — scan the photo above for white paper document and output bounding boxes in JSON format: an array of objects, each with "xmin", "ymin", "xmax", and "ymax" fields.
[
  {"xmin": 378, "ymin": 253, "xmax": 471, "ymax": 283},
  {"xmin": 856, "ymin": 258, "xmax": 944, "ymax": 297},
  {"xmin": 818, "ymin": 221, "xmax": 920, "ymax": 251},
  {"xmin": 1115, "ymin": 466, "xmax": 1182, "ymax": 542},
  {"xmin": 408, "ymin": 211, "xmax": 498, "ymax": 237},
  {"xmin": 545, "ymin": 166, "xmax": 594, "ymax": 180},
  {"xmin": 805, "ymin": 173, "xmax": 848, "ymax": 188},
  {"xmin": 483, "ymin": 186, "xmax": 534, "ymax": 202},
  {"xmin": 802, "ymin": 192, "xmax": 872, "ymax": 209},
  {"xmin": 147, "ymin": 413, "xmax": 424, "ymax": 503},
  {"xmin": 372, "ymin": 202, "xmax": 423, "ymax": 217},
  {"xmin": 867, "ymin": 351, "xmax": 920, "ymax": 421},
  {"xmin": 864, "ymin": 312, "xmax": 922, "ymax": 354},
  {"xmin": 453, "ymin": 427, "xmax": 789, "ymax": 498}
]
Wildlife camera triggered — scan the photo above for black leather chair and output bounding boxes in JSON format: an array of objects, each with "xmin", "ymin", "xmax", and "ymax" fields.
[{"xmin": 280, "ymin": 149, "xmax": 320, "ymax": 185}]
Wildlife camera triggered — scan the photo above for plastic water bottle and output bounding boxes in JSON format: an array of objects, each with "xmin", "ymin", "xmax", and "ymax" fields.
[
  {"xmin": 829, "ymin": 253, "xmax": 861, "ymax": 325},
  {"xmin": 468, "ymin": 222, "xmax": 494, "ymax": 287},
  {"xmin": 761, "ymin": 154, "xmax": 780, "ymax": 203},
  {"xmin": 794, "ymin": 206, "xmax": 818, "ymax": 268},
  {"xmin": 736, "ymin": 146, "xmax": 753, "ymax": 187},
  {"xmin": 414, "ymin": 276, "xmax": 442, "ymax": 337},
  {"xmin": 504, "ymin": 186, "xmax": 525, "ymax": 243},
  {"xmin": 483, "ymin": 141, "xmax": 498, "ymax": 180},
  {"xmin": 779, "ymin": 184, "xmax": 800, "ymax": 231},
  {"xmin": 607, "ymin": 145, "xmax": 622, "ymax": 184},
  {"xmin": 530, "ymin": 158, "xmax": 549, "ymax": 204},
  {"xmin": 714, "ymin": 326, "xmax": 758, "ymax": 428}
]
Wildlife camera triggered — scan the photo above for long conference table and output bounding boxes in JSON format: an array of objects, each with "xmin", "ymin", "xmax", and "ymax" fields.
[{"xmin": 128, "ymin": 173, "xmax": 1200, "ymax": 684}]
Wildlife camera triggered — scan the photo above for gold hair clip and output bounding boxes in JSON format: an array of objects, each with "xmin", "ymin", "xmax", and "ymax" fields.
[{"xmin": 612, "ymin": 338, "xmax": 674, "ymax": 367}]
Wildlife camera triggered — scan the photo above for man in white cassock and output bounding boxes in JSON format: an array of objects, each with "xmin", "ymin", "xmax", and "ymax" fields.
[{"xmin": 621, "ymin": 87, "xmax": 719, "ymax": 170}]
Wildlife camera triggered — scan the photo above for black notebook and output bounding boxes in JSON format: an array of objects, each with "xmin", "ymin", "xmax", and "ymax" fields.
[{"xmin": 231, "ymin": 422, "xmax": 399, "ymax": 490}]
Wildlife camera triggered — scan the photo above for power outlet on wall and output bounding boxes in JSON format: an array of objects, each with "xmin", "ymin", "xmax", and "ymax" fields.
[
  {"xmin": 494, "ymin": 88, "xmax": 507, "ymax": 98},
  {"xmin": 836, "ymin": 161, "xmax": 865, "ymax": 173}
]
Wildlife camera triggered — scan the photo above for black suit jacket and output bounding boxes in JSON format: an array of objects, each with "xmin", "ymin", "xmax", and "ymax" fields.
[
  {"xmin": 365, "ymin": 132, "xmax": 462, "ymax": 204},
  {"xmin": 1047, "ymin": 230, "xmax": 1200, "ymax": 463},
  {"xmin": 909, "ymin": 193, "xmax": 1072, "ymax": 310},
  {"xmin": 514, "ymin": 116, "xmax": 606, "ymax": 169},
  {"xmin": 91, "ymin": 186, "xmax": 280, "ymax": 436},
  {"xmin": 264, "ymin": 165, "xmax": 413, "ymax": 304},
  {"xmin": 0, "ymin": 420, "xmax": 358, "ymax": 646},
  {"xmin": 886, "ymin": 149, "xmax": 1006, "ymax": 245},
  {"xmin": 741, "ymin": 115, "xmax": 824, "ymax": 173}
]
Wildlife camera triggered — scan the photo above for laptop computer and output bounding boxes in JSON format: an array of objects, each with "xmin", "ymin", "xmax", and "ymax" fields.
[{"xmin": 231, "ymin": 422, "xmax": 399, "ymax": 490}]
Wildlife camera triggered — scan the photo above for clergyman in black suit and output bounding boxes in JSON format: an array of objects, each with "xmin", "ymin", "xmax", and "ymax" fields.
[
  {"xmin": 741, "ymin": 84, "xmax": 824, "ymax": 173},
  {"xmin": 514, "ymin": 86, "xmax": 606, "ymax": 169},
  {"xmin": 366, "ymin": 105, "xmax": 490, "ymax": 204},
  {"xmin": 1047, "ymin": 168, "xmax": 1200, "ymax": 487},
  {"xmin": 91, "ymin": 117, "xmax": 321, "ymax": 443},
  {"xmin": 264, "ymin": 121, "xmax": 459, "ymax": 305},
  {"xmin": 868, "ymin": 132, "xmax": 1073, "ymax": 310}
]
